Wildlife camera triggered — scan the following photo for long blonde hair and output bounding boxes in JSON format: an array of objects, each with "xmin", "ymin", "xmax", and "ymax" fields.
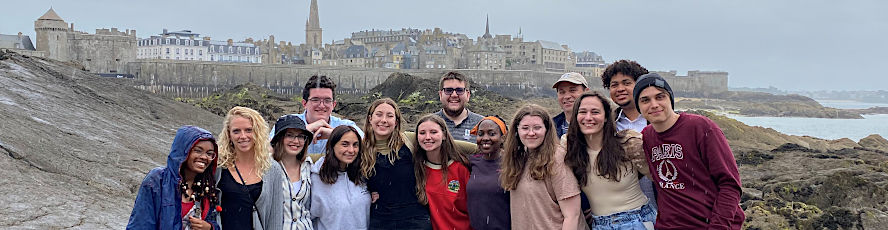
[
  {"xmin": 500, "ymin": 104, "xmax": 558, "ymax": 190},
  {"xmin": 360, "ymin": 98, "xmax": 407, "ymax": 178},
  {"xmin": 217, "ymin": 106, "xmax": 272, "ymax": 178}
]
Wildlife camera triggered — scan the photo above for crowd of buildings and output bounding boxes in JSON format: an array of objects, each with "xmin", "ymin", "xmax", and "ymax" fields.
[{"xmin": 0, "ymin": 1, "xmax": 610, "ymax": 76}]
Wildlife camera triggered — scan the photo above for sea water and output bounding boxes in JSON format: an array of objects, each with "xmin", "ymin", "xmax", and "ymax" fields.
[{"xmin": 726, "ymin": 100, "xmax": 888, "ymax": 141}]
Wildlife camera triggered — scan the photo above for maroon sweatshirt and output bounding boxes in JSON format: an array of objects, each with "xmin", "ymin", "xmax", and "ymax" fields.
[{"xmin": 641, "ymin": 113, "xmax": 745, "ymax": 229}]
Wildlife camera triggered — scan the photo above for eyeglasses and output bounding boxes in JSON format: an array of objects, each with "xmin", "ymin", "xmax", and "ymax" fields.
[
  {"xmin": 191, "ymin": 149, "xmax": 217, "ymax": 160},
  {"xmin": 284, "ymin": 133, "xmax": 308, "ymax": 141},
  {"xmin": 441, "ymin": 87, "xmax": 466, "ymax": 95},
  {"xmin": 308, "ymin": 97, "xmax": 334, "ymax": 105}
]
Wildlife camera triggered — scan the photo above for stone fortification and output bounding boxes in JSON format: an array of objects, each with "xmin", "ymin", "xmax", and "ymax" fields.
[{"xmin": 124, "ymin": 60, "xmax": 728, "ymax": 99}]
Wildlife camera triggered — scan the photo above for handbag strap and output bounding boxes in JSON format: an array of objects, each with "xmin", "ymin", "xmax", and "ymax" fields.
[{"xmin": 233, "ymin": 164, "xmax": 263, "ymax": 225}]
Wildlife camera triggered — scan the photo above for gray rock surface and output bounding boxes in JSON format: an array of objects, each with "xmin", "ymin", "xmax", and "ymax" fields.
[{"xmin": 0, "ymin": 51, "xmax": 221, "ymax": 229}]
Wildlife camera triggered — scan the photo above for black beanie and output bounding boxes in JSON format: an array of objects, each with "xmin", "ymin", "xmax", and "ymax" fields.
[{"xmin": 633, "ymin": 73, "xmax": 674, "ymax": 113}]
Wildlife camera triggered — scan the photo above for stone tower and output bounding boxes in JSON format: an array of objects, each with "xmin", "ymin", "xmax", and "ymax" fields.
[
  {"xmin": 305, "ymin": 0, "xmax": 322, "ymax": 49},
  {"xmin": 34, "ymin": 7, "xmax": 69, "ymax": 61}
]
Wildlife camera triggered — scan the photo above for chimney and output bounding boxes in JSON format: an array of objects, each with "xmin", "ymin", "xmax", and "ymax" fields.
[
  {"xmin": 203, "ymin": 37, "xmax": 211, "ymax": 41},
  {"xmin": 70, "ymin": 23, "xmax": 74, "ymax": 31},
  {"xmin": 163, "ymin": 28, "xmax": 168, "ymax": 34},
  {"xmin": 227, "ymin": 39, "xmax": 233, "ymax": 45}
]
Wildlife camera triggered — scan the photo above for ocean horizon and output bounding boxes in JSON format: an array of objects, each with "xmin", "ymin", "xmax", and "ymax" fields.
[{"xmin": 725, "ymin": 100, "xmax": 888, "ymax": 141}]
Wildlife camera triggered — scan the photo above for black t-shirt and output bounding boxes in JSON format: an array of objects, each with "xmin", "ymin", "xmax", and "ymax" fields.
[{"xmin": 219, "ymin": 169, "xmax": 263, "ymax": 229}]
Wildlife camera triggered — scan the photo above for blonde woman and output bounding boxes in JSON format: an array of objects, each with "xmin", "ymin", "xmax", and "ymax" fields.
[
  {"xmin": 360, "ymin": 98, "xmax": 478, "ymax": 229},
  {"xmin": 500, "ymin": 104, "xmax": 585, "ymax": 230},
  {"xmin": 215, "ymin": 106, "xmax": 283, "ymax": 230},
  {"xmin": 360, "ymin": 98, "xmax": 431, "ymax": 230}
]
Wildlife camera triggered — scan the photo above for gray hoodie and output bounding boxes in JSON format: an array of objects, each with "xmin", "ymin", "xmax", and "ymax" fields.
[{"xmin": 309, "ymin": 156, "xmax": 371, "ymax": 230}]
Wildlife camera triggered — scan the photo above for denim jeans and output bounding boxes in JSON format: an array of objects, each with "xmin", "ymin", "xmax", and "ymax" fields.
[
  {"xmin": 588, "ymin": 203, "xmax": 656, "ymax": 230},
  {"xmin": 368, "ymin": 215, "xmax": 433, "ymax": 230}
]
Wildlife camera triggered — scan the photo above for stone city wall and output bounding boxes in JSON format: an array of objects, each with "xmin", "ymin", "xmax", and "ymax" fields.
[{"xmin": 123, "ymin": 60, "xmax": 726, "ymax": 98}]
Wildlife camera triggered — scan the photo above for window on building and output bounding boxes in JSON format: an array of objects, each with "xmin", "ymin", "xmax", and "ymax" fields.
[
  {"xmin": 176, "ymin": 48, "xmax": 180, "ymax": 54},
  {"xmin": 199, "ymin": 50, "xmax": 202, "ymax": 55},
  {"xmin": 166, "ymin": 48, "xmax": 170, "ymax": 54}
]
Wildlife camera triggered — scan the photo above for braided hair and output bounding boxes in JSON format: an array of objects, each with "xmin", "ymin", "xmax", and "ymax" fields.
[{"xmin": 179, "ymin": 168, "xmax": 217, "ymax": 208}]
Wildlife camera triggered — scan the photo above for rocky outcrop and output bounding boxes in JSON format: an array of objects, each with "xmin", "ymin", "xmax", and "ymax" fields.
[
  {"xmin": 678, "ymin": 91, "xmax": 866, "ymax": 118},
  {"xmin": 0, "ymin": 51, "xmax": 221, "ymax": 229}
]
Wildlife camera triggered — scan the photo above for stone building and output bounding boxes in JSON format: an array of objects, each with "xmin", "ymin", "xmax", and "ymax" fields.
[
  {"xmin": 305, "ymin": 0, "xmax": 323, "ymax": 50},
  {"xmin": 575, "ymin": 51, "xmax": 605, "ymax": 68},
  {"xmin": 137, "ymin": 29, "xmax": 261, "ymax": 63},
  {"xmin": 539, "ymin": 40, "xmax": 572, "ymax": 72},
  {"xmin": 351, "ymin": 28, "xmax": 421, "ymax": 45},
  {"xmin": 467, "ymin": 17, "xmax": 506, "ymax": 70},
  {"xmin": 137, "ymin": 30, "xmax": 208, "ymax": 61},
  {"xmin": 34, "ymin": 8, "xmax": 137, "ymax": 73},
  {"xmin": 0, "ymin": 32, "xmax": 45, "ymax": 57}
]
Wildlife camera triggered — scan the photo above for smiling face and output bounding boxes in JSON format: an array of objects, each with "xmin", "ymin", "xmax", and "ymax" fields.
[
  {"xmin": 475, "ymin": 119, "xmax": 504, "ymax": 155},
  {"xmin": 333, "ymin": 131, "xmax": 360, "ymax": 165},
  {"xmin": 637, "ymin": 86, "xmax": 677, "ymax": 125},
  {"xmin": 228, "ymin": 116, "xmax": 255, "ymax": 154},
  {"xmin": 369, "ymin": 103, "xmax": 397, "ymax": 139},
  {"xmin": 608, "ymin": 73, "xmax": 637, "ymax": 108},
  {"xmin": 555, "ymin": 82, "xmax": 587, "ymax": 115},
  {"xmin": 575, "ymin": 96, "xmax": 606, "ymax": 136},
  {"xmin": 302, "ymin": 88, "xmax": 336, "ymax": 123},
  {"xmin": 184, "ymin": 140, "xmax": 215, "ymax": 175},
  {"xmin": 439, "ymin": 79, "xmax": 470, "ymax": 115},
  {"xmin": 517, "ymin": 115, "xmax": 546, "ymax": 150},
  {"xmin": 281, "ymin": 129, "xmax": 307, "ymax": 157},
  {"xmin": 417, "ymin": 120, "xmax": 445, "ymax": 153}
]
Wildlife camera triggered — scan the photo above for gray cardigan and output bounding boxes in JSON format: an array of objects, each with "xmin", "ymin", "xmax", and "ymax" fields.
[{"xmin": 215, "ymin": 158, "xmax": 284, "ymax": 230}]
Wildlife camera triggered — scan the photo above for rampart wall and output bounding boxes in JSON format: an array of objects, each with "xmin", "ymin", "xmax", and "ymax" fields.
[{"xmin": 123, "ymin": 60, "xmax": 727, "ymax": 98}]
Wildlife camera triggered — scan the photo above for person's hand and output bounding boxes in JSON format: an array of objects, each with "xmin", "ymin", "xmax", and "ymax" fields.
[
  {"xmin": 189, "ymin": 216, "xmax": 212, "ymax": 230},
  {"xmin": 371, "ymin": 192, "xmax": 379, "ymax": 203},
  {"xmin": 314, "ymin": 127, "xmax": 334, "ymax": 144},
  {"xmin": 305, "ymin": 120, "xmax": 331, "ymax": 134}
]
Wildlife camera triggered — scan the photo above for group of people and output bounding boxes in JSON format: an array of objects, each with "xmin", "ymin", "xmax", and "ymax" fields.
[{"xmin": 127, "ymin": 60, "xmax": 745, "ymax": 230}]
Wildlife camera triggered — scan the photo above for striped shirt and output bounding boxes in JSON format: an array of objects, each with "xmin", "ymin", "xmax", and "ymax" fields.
[
  {"xmin": 435, "ymin": 109, "xmax": 484, "ymax": 143},
  {"xmin": 281, "ymin": 157, "xmax": 313, "ymax": 230}
]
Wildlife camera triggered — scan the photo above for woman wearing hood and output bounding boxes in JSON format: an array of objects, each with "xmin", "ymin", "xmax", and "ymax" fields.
[{"xmin": 127, "ymin": 125, "xmax": 220, "ymax": 230}]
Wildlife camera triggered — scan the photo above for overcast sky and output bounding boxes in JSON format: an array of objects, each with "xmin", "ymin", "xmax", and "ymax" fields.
[{"xmin": 3, "ymin": 0, "xmax": 886, "ymax": 91}]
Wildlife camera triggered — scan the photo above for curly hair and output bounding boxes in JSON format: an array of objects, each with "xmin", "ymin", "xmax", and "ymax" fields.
[
  {"xmin": 217, "ymin": 106, "xmax": 271, "ymax": 179},
  {"xmin": 600, "ymin": 60, "xmax": 649, "ymax": 88}
]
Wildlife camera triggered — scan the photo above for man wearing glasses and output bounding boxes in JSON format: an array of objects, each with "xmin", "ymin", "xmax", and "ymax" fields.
[
  {"xmin": 272, "ymin": 75, "xmax": 363, "ymax": 155},
  {"xmin": 435, "ymin": 71, "xmax": 483, "ymax": 142}
]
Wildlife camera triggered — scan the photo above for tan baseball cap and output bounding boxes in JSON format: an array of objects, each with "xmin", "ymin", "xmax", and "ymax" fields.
[{"xmin": 552, "ymin": 72, "xmax": 589, "ymax": 88}]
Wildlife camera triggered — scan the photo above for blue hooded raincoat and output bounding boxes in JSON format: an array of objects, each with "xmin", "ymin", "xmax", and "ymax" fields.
[{"xmin": 127, "ymin": 126, "xmax": 220, "ymax": 230}]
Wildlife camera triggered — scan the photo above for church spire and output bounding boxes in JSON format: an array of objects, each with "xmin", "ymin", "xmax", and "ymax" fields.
[
  {"xmin": 307, "ymin": 0, "xmax": 320, "ymax": 29},
  {"xmin": 482, "ymin": 14, "xmax": 492, "ymax": 39},
  {"xmin": 305, "ymin": 0, "xmax": 322, "ymax": 49}
]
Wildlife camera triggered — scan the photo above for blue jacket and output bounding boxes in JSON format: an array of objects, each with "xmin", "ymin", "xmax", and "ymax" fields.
[{"xmin": 127, "ymin": 126, "xmax": 220, "ymax": 230}]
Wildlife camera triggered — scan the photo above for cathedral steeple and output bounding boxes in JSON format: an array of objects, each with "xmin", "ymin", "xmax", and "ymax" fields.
[
  {"xmin": 305, "ymin": 0, "xmax": 323, "ymax": 49},
  {"xmin": 482, "ymin": 15, "xmax": 492, "ymax": 39}
]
